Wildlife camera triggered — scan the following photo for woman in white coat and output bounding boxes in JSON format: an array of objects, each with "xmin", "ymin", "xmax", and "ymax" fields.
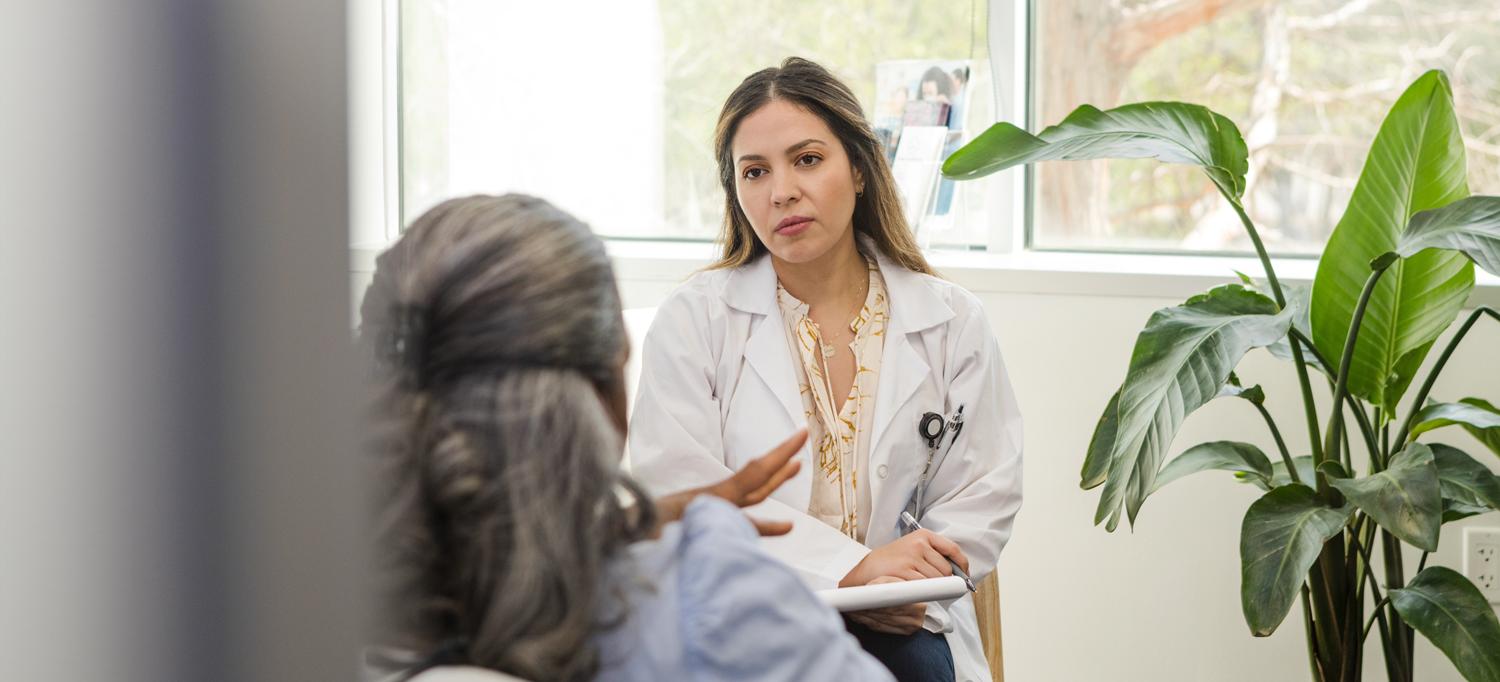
[{"xmin": 629, "ymin": 58, "xmax": 1022, "ymax": 682}]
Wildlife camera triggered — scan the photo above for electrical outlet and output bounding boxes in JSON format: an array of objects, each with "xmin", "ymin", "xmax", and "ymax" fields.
[{"xmin": 1464, "ymin": 527, "xmax": 1500, "ymax": 604}]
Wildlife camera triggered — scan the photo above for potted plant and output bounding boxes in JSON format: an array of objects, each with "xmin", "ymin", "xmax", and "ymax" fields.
[{"xmin": 943, "ymin": 70, "xmax": 1500, "ymax": 681}]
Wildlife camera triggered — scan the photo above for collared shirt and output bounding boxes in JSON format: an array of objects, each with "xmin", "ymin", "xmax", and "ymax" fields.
[{"xmin": 775, "ymin": 258, "xmax": 889, "ymax": 542}]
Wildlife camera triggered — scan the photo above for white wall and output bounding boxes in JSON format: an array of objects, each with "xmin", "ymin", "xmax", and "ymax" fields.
[{"xmin": 350, "ymin": 252, "xmax": 1500, "ymax": 681}]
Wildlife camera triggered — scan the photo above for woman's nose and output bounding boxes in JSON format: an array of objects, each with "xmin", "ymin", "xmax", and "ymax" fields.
[{"xmin": 771, "ymin": 176, "xmax": 800, "ymax": 206}]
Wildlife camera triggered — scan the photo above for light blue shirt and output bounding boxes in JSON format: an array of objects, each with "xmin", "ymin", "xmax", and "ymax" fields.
[{"xmin": 593, "ymin": 496, "xmax": 894, "ymax": 682}]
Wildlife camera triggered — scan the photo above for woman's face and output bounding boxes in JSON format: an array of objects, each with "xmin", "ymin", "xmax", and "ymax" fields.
[{"xmin": 731, "ymin": 99, "xmax": 863, "ymax": 265}]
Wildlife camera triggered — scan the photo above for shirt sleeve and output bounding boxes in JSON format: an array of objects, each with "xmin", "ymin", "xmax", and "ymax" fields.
[{"xmin": 676, "ymin": 497, "xmax": 894, "ymax": 682}]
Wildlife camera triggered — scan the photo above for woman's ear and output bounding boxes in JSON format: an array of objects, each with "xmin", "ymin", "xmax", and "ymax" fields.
[{"xmin": 853, "ymin": 167, "xmax": 866, "ymax": 196}]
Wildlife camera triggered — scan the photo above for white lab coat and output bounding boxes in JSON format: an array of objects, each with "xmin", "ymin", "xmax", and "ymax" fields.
[{"xmin": 628, "ymin": 245, "xmax": 1023, "ymax": 682}]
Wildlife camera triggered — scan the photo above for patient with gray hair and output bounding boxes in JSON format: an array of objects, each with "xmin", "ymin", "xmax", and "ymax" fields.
[{"xmin": 359, "ymin": 194, "xmax": 892, "ymax": 682}]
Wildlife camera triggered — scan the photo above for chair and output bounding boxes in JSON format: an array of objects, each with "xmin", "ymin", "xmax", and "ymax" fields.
[
  {"xmin": 974, "ymin": 571, "xmax": 1005, "ymax": 682},
  {"xmin": 409, "ymin": 666, "xmax": 528, "ymax": 682}
]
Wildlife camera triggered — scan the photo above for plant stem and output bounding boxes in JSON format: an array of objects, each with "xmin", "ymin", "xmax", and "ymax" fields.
[
  {"xmin": 1227, "ymin": 196, "xmax": 1328, "ymax": 479},
  {"xmin": 1290, "ymin": 328, "xmax": 1333, "ymax": 371},
  {"xmin": 1362, "ymin": 595, "xmax": 1392, "ymax": 644},
  {"xmin": 1228, "ymin": 197, "xmax": 1288, "ymax": 307},
  {"xmin": 1380, "ymin": 529, "xmax": 1412, "ymax": 680},
  {"xmin": 1418, "ymin": 551, "xmax": 1430, "ymax": 574},
  {"xmin": 1322, "ymin": 265, "xmax": 1393, "ymax": 494},
  {"xmin": 1339, "ymin": 514, "xmax": 1371, "ymax": 680},
  {"xmin": 1340, "ymin": 421, "xmax": 1354, "ymax": 477},
  {"xmin": 1253, "ymin": 402, "xmax": 1300, "ymax": 485},
  {"xmin": 1352, "ymin": 529, "xmax": 1404, "ymax": 681},
  {"xmin": 1392, "ymin": 306, "xmax": 1500, "ymax": 445},
  {"xmin": 1228, "ymin": 195, "xmax": 1345, "ymax": 679},
  {"xmin": 1350, "ymin": 402, "xmax": 1382, "ymax": 472},
  {"xmin": 1302, "ymin": 583, "xmax": 1326, "ymax": 682}
]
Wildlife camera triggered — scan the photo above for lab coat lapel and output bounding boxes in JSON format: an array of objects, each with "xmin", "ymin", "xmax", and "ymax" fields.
[
  {"xmin": 724, "ymin": 256, "xmax": 802, "ymax": 427},
  {"xmin": 868, "ymin": 248, "xmax": 954, "ymax": 463}
]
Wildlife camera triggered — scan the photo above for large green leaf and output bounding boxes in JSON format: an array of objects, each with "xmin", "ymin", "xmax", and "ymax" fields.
[
  {"xmin": 1327, "ymin": 443, "xmax": 1442, "ymax": 551},
  {"xmin": 1152, "ymin": 441, "xmax": 1274, "ymax": 493},
  {"xmin": 1264, "ymin": 283, "xmax": 1331, "ymax": 377},
  {"xmin": 1080, "ymin": 389, "xmax": 1121, "ymax": 490},
  {"xmin": 1444, "ymin": 500, "xmax": 1492, "ymax": 523},
  {"xmin": 1094, "ymin": 285, "xmax": 1293, "ymax": 530},
  {"xmin": 1461, "ymin": 398, "xmax": 1500, "ymax": 458},
  {"xmin": 1431, "ymin": 443, "xmax": 1500, "ymax": 519},
  {"xmin": 1238, "ymin": 455, "xmax": 1323, "ymax": 493},
  {"xmin": 1310, "ymin": 70, "xmax": 1474, "ymax": 416},
  {"xmin": 1410, "ymin": 400, "xmax": 1500, "ymax": 440},
  {"xmin": 1389, "ymin": 566, "xmax": 1500, "ymax": 682},
  {"xmin": 1240, "ymin": 485, "xmax": 1353, "ymax": 636},
  {"xmin": 942, "ymin": 101, "xmax": 1248, "ymax": 200},
  {"xmin": 1398, "ymin": 195, "xmax": 1500, "ymax": 276}
]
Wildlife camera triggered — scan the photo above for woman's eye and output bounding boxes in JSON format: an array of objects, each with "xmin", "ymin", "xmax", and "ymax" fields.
[
  {"xmin": 742, "ymin": 167, "xmax": 766, "ymax": 180},
  {"xmin": 796, "ymin": 154, "xmax": 822, "ymax": 167}
]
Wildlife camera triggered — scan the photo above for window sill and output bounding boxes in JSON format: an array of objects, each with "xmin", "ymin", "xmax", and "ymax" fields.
[
  {"xmin": 354, "ymin": 240, "xmax": 1500, "ymax": 308},
  {"xmin": 603, "ymin": 239, "xmax": 1500, "ymax": 307}
]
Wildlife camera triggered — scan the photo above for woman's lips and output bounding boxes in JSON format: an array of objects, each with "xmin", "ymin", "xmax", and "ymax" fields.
[{"xmin": 776, "ymin": 216, "xmax": 813, "ymax": 236}]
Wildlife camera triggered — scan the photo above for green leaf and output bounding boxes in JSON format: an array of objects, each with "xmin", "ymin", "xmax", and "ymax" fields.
[
  {"xmin": 1264, "ymin": 283, "xmax": 1330, "ymax": 377},
  {"xmin": 1217, "ymin": 376, "xmax": 1266, "ymax": 405},
  {"xmin": 1081, "ymin": 389, "xmax": 1121, "ymax": 490},
  {"xmin": 1397, "ymin": 195, "xmax": 1500, "ymax": 277},
  {"xmin": 942, "ymin": 101, "xmax": 1248, "ymax": 200},
  {"xmin": 1431, "ymin": 443, "xmax": 1500, "ymax": 517},
  {"xmin": 1310, "ymin": 70, "xmax": 1475, "ymax": 416},
  {"xmin": 1443, "ymin": 500, "xmax": 1492, "ymax": 523},
  {"xmin": 1239, "ymin": 455, "xmax": 1315, "ymax": 492},
  {"xmin": 1389, "ymin": 566, "xmax": 1500, "ymax": 682},
  {"xmin": 1094, "ymin": 285, "xmax": 1293, "ymax": 530},
  {"xmin": 1327, "ymin": 443, "xmax": 1442, "ymax": 551},
  {"xmin": 1462, "ymin": 398, "xmax": 1500, "ymax": 458},
  {"xmin": 1409, "ymin": 400, "xmax": 1500, "ymax": 440},
  {"xmin": 1152, "ymin": 441, "xmax": 1274, "ymax": 493},
  {"xmin": 1240, "ymin": 485, "xmax": 1353, "ymax": 636}
]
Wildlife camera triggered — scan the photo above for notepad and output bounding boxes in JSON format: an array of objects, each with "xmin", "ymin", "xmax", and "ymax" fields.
[
  {"xmin": 746, "ymin": 496, "xmax": 870, "ymax": 591},
  {"xmin": 815, "ymin": 576, "xmax": 970, "ymax": 612}
]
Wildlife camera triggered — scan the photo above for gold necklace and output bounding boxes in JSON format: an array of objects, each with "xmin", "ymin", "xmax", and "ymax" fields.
[{"xmin": 817, "ymin": 274, "xmax": 869, "ymax": 359}]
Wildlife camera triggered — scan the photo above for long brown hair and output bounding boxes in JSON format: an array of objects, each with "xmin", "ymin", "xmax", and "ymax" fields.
[{"xmin": 709, "ymin": 57, "xmax": 934, "ymax": 275}]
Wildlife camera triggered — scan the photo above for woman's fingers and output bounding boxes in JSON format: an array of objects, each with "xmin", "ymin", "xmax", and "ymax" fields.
[
  {"xmin": 747, "ymin": 515, "xmax": 793, "ymax": 537},
  {"xmin": 715, "ymin": 428, "xmax": 807, "ymax": 505},
  {"xmin": 744, "ymin": 459, "xmax": 800, "ymax": 504},
  {"xmin": 911, "ymin": 557, "xmax": 943, "ymax": 579},
  {"xmin": 926, "ymin": 532, "xmax": 970, "ymax": 574},
  {"xmin": 921, "ymin": 546, "xmax": 954, "ymax": 577}
]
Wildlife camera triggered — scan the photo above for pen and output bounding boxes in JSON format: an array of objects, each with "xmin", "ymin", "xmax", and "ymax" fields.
[{"xmin": 899, "ymin": 510, "xmax": 976, "ymax": 592}]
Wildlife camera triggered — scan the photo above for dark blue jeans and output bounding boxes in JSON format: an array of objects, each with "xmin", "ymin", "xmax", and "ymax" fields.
[{"xmin": 845, "ymin": 619, "xmax": 955, "ymax": 682}]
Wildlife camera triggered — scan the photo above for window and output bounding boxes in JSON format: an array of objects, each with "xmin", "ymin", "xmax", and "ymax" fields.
[
  {"xmin": 397, "ymin": 0, "xmax": 996, "ymax": 247},
  {"xmin": 1031, "ymin": 0, "xmax": 1500, "ymax": 256}
]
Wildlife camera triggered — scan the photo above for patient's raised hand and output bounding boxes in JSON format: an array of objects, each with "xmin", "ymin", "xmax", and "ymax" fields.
[{"xmin": 652, "ymin": 428, "xmax": 807, "ymax": 536}]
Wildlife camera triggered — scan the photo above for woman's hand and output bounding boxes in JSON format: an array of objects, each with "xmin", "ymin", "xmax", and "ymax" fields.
[
  {"xmin": 653, "ymin": 429, "xmax": 807, "ymax": 536},
  {"xmin": 844, "ymin": 577, "xmax": 927, "ymax": 634},
  {"xmin": 839, "ymin": 528, "xmax": 969, "ymax": 587}
]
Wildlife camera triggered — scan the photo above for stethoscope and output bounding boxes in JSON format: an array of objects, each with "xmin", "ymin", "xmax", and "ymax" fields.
[{"xmin": 903, "ymin": 404, "xmax": 965, "ymax": 523}]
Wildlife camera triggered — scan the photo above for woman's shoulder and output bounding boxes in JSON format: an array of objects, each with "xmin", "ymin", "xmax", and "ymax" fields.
[
  {"xmin": 886, "ymin": 264, "xmax": 991, "ymax": 329},
  {"xmin": 652, "ymin": 267, "xmax": 734, "ymax": 321}
]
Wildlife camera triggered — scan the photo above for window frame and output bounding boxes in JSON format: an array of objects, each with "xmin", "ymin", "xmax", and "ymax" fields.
[{"xmin": 353, "ymin": 0, "xmax": 1500, "ymax": 303}]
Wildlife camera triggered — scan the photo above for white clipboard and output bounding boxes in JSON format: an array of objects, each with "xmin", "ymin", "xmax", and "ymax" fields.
[{"xmin": 815, "ymin": 576, "xmax": 970, "ymax": 612}]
